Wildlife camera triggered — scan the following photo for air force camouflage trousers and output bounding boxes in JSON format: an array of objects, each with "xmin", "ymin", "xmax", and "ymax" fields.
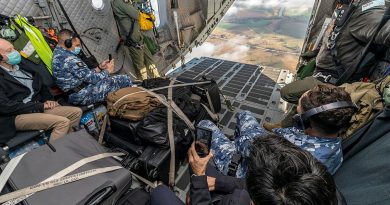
[
  {"xmin": 199, "ymin": 110, "xmax": 343, "ymax": 178},
  {"xmin": 52, "ymin": 46, "xmax": 133, "ymax": 105},
  {"xmin": 198, "ymin": 111, "xmax": 266, "ymax": 178}
]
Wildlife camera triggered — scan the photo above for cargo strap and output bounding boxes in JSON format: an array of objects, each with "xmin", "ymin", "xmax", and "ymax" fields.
[
  {"xmin": 167, "ymin": 78, "xmax": 176, "ymax": 187},
  {"xmin": 201, "ymin": 103, "xmax": 219, "ymax": 122},
  {"xmin": 0, "ymin": 166, "xmax": 122, "ymax": 204},
  {"xmin": 128, "ymin": 170, "xmax": 156, "ymax": 189},
  {"xmin": 0, "ymin": 154, "xmax": 27, "ymax": 192},
  {"xmin": 3, "ymin": 152, "xmax": 124, "ymax": 205},
  {"xmin": 98, "ymin": 114, "xmax": 109, "ymax": 144},
  {"xmin": 138, "ymin": 87, "xmax": 195, "ymax": 131},
  {"xmin": 113, "ymin": 81, "xmax": 213, "ymax": 107}
]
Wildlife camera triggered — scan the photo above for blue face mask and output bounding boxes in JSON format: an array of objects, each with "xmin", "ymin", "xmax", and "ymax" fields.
[
  {"xmin": 72, "ymin": 47, "xmax": 81, "ymax": 55},
  {"xmin": 6, "ymin": 50, "xmax": 22, "ymax": 65}
]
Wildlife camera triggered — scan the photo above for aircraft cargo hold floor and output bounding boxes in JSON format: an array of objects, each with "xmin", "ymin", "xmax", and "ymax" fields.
[{"xmin": 170, "ymin": 57, "xmax": 293, "ymax": 136}]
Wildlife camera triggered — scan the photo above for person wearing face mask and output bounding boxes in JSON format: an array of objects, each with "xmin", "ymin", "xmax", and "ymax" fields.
[
  {"xmin": 0, "ymin": 38, "xmax": 82, "ymax": 143},
  {"xmin": 51, "ymin": 29, "xmax": 133, "ymax": 105}
]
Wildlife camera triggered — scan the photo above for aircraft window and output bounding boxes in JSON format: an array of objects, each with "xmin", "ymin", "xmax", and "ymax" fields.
[
  {"xmin": 151, "ymin": 0, "xmax": 161, "ymax": 27},
  {"xmin": 91, "ymin": 0, "xmax": 105, "ymax": 11}
]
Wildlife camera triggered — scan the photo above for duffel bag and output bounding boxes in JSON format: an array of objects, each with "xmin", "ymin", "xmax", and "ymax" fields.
[
  {"xmin": 107, "ymin": 87, "xmax": 162, "ymax": 121},
  {"xmin": 0, "ymin": 130, "xmax": 132, "ymax": 205}
]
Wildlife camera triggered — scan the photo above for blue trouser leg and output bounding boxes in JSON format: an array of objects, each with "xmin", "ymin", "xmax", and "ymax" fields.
[
  {"xmin": 198, "ymin": 120, "xmax": 235, "ymax": 176},
  {"xmin": 151, "ymin": 185, "xmax": 184, "ymax": 205},
  {"xmin": 234, "ymin": 111, "xmax": 266, "ymax": 178},
  {"xmin": 70, "ymin": 75, "xmax": 133, "ymax": 105},
  {"xmin": 198, "ymin": 111, "xmax": 266, "ymax": 178}
]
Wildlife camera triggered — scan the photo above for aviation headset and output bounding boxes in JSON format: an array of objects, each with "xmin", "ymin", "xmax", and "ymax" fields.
[
  {"xmin": 64, "ymin": 31, "xmax": 77, "ymax": 48},
  {"xmin": 293, "ymin": 101, "xmax": 357, "ymax": 130}
]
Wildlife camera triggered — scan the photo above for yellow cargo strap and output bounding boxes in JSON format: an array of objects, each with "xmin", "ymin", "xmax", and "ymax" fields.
[
  {"xmin": 14, "ymin": 15, "xmax": 53, "ymax": 74},
  {"xmin": 139, "ymin": 12, "xmax": 155, "ymax": 31}
]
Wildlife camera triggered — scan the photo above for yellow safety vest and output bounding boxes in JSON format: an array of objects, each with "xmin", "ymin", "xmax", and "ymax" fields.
[{"xmin": 14, "ymin": 15, "xmax": 53, "ymax": 74}]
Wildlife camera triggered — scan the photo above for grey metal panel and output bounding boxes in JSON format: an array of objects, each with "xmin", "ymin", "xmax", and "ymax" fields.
[
  {"xmin": 0, "ymin": 0, "xmax": 41, "ymax": 17},
  {"xmin": 172, "ymin": 57, "xmax": 291, "ymax": 136}
]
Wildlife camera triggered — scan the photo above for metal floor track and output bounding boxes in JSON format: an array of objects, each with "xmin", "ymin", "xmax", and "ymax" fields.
[{"xmin": 170, "ymin": 57, "xmax": 292, "ymax": 136}]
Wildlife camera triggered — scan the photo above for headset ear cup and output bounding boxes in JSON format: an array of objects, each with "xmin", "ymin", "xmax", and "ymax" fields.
[
  {"xmin": 293, "ymin": 114, "xmax": 304, "ymax": 130},
  {"xmin": 65, "ymin": 39, "xmax": 72, "ymax": 48}
]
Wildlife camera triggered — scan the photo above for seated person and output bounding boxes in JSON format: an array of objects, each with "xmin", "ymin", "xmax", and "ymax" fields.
[
  {"xmin": 202, "ymin": 84, "xmax": 356, "ymax": 177},
  {"xmin": 265, "ymin": 0, "xmax": 390, "ymax": 130},
  {"xmin": 52, "ymin": 29, "xmax": 133, "ymax": 105},
  {"xmin": 150, "ymin": 135, "xmax": 344, "ymax": 205},
  {"xmin": 0, "ymin": 38, "xmax": 82, "ymax": 143}
]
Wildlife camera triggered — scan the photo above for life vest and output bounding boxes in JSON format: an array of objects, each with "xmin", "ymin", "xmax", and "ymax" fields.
[
  {"xmin": 139, "ymin": 12, "xmax": 155, "ymax": 31},
  {"xmin": 13, "ymin": 15, "xmax": 53, "ymax": 74}
]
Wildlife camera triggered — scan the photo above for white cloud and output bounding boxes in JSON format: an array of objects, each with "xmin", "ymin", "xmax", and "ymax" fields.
[
  {"xmin": 185, "ymin": 36, "xmax": 250, "ymax": 63},
  {"xmin": 186, "ymin": 42, "xmax": 216, "ymax": 61}
]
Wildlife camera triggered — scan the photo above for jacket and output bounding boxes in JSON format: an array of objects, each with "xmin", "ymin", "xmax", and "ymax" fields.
[
  {"xmin": 112, "ymin": 0, "xmax": 143, "ymax": 43},
  {"xmin": 0, "ymin": 61, "xmax": 52, "ymax": 144},
  {"xmin": 190, "ymin": 175, "xmax": 250, "ymax": 205},
  {"xmin": 315, "ymin": 0, "xmax": 390, "ymax": 80}
]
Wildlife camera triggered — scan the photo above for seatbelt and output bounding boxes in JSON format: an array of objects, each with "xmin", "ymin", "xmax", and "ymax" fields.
[
  {"xmin": 55, "ymin": 0, "xmax": 93, "ymax": 57},
  {"xmin": 337, "ymin": 3, "xmax": 390, "ymax": 84},
  {"xmin": 4, "ymin": 152, "xmax": 125, "ymax": 205},
  {"xmin": 167, "ymin": 78, "xmax": 176, "ymax": 187},
  {"xmin": 0, "ymin": 166, "xmax": 122, "ymax": 204},
  {"xmin": 0, "ymin": 153, "xmax": 26, "ymax": 192}
]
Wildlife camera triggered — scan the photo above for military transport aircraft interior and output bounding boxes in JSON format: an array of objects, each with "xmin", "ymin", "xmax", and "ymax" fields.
[{"xmin": 0, "ymin": 0, "xmax": 389, "ymax": 204}]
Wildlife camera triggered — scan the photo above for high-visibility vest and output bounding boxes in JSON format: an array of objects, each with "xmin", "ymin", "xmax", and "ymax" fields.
[{"xmin": 13, "ymin": 15, "xmax": 53, "ymax": 74}]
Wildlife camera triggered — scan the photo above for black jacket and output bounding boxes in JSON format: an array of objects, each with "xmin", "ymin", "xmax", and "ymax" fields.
[
  {"xmin": 0, "ymin": 62, "xmax": 52, "ymax": 144},
  {"xmin": 316, "ymin": 0, "xmax": 390, "ymax": 80},
  {"xmin": 190, "ymin": 165, "xmax": 347, "ymax": 205}
]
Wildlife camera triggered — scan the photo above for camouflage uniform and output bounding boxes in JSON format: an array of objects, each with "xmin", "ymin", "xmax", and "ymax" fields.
[
  {"xmin": 273, "ymin": 127, "xmax": 343, "ymax": 175},
  {"xmin": 198, "ymin": 110, "xmax": 266, "ymax": 178},
  {"xmin": 200, "ymin": 111, "xmax": 343, "ymax": 178},
  {"xmin": 52, "ymin": 46, "xmax": 133, "ymax": 105},
  {"xmin": 112, "ymin": 0, "xmax": 160, "ymax": 80}
]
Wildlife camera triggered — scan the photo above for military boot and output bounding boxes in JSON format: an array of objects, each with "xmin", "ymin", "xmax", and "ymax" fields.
[
  {"xmin": 139, "ymin": 66, "xmax": 148, "ymax": 80},
  {"xmin": 263, "ymin": 122, "xmax": 282, "ymax": 132},
  {"xmin": 148, "ymin": 64, "xmax": 160, "ymax": 78}
]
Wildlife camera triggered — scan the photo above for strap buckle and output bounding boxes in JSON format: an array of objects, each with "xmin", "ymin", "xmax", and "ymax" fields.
[
  {"xmin": 313, "ymin": 72, "xmax": 334, "ymax": 83},
  {"xmin": 227, "ymin": 153, "xmax": 242, "ymax": 177}
]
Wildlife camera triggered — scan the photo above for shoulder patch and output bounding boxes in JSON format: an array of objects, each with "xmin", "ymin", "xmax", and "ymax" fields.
[{"xmin": 76, "ymin": 62, "xmax": 85, "ymax": 67}]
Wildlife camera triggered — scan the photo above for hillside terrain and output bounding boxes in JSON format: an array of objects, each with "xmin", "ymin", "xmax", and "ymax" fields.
[{"xmin": 187, "ymin": 1, "xmax": 313, "ymax": 71}]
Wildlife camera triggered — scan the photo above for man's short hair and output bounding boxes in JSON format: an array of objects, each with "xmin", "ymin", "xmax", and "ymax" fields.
[
  {"xmin": 57, "ymin": 29, "xmax": 78, "ymax": 43},
  {"xmin": 246, "ymin": 135, "xmax": 338, "ymax": 205},
  {"xmin": 300, "ymin": 84, "xmax": 355, "ymax": 135}
]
